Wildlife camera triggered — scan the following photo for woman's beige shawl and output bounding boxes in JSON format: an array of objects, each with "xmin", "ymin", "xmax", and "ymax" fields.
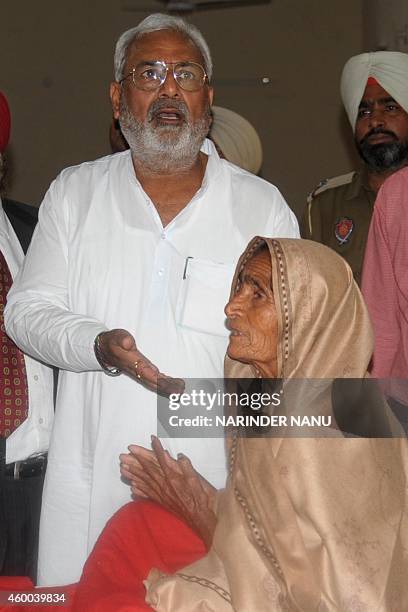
[{"xmin": 146, "ymin": 238, "xmax": 408, "ymax": 612}]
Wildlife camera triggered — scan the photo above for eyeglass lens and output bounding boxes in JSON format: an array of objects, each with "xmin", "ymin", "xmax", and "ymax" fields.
[{"xmin": 132, "ymin": 61, "xmax": 206, "ymax": 92}]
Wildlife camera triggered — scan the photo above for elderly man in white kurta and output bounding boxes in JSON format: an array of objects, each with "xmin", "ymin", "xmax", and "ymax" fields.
[{"xmin": 5, "ymin": 13, "xmax": 299, "ymax": 586}]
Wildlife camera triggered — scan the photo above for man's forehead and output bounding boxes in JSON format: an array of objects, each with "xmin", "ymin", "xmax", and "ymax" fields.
[
  {"xmin": 360, "ymin": 82, "xmax": 393, "ymax": 105},
  {"xmin": 127, "ymin": 30, "xmax": 203, "ymax": 64}
]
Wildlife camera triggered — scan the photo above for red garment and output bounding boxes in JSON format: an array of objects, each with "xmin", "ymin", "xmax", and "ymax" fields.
[
  {"xmin": 0, "ymin": 501, "xmax": 205, "ymax": 612},
  {"xmin": 362, "ymin": 166, "xmax": 408, "ymax": 401},
  {"xmin": 72, "ymin": 500, "xmax": 206, "ymax": 611},
  {"xmin": 0, "ymin": 251, "xmax": 28, "ymax": 437}
]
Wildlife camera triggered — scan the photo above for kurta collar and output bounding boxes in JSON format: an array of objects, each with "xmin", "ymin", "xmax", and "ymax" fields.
[{"xmin": 125, "ymin": 138, "xmax": 221, "ymax": 229}]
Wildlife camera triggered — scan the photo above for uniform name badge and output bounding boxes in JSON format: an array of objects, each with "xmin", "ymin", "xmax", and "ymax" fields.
[{"xmin": 334, "ymin": 217, "xmax": 354, "ymax": 245}]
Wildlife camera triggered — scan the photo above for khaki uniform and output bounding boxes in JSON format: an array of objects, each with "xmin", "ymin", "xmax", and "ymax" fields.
[{"xmin": 300, "ymin": 169, "xmax": 376, "ymax": 286}]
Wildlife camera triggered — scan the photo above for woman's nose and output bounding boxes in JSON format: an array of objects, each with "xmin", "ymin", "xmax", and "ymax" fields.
[{"xmin": 225, "ymin": 294, "xmax": 240, "ymax": 317}]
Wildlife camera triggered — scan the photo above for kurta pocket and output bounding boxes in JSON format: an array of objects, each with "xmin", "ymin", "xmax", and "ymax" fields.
[{"xmin": 177, "ymin": 258, "xmax": 235, "ymax": 337}]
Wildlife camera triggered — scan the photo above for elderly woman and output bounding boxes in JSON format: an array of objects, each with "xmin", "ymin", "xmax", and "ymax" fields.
[{"xmin": 74, "ymin": 238, "xmax": 407, "ymax": 611}]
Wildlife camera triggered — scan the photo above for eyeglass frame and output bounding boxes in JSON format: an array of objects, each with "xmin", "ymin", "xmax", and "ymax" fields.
[{"xmin": 119, "ymin": 60, "xmax": 209, "ymax": 92}]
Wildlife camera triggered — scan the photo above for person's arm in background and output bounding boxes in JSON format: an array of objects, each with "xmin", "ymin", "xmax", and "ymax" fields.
[{"xmin": 362, "ymin": 193, "xmax": 399, "ymax": 377}]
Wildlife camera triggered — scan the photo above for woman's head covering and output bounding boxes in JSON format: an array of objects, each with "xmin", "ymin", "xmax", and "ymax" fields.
[
  {"xmin": 209, "ymin": 106, "xmax": 263, "ymax": 175},
  {"xmin": 341, "ymin": 51, "xmax": 408, "ymax": 130},
  {"xmin": 226, "ymin": 237, "xmax": 373, "ymax": 379},
  {"xmin": 0, "ymin": 92, "xmax": 11, "ymax": 153}
]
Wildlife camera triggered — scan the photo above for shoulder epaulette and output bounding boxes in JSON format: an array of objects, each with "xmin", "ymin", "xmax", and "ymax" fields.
[{"xmin": 307, "ymin": 171, "xmax": 356, "ymax": 204}]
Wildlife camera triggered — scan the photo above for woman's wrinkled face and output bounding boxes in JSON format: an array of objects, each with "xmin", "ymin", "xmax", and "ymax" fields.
[{"xmin": 225, "ymin": 247, "xmax": 278, "ymax": 377}]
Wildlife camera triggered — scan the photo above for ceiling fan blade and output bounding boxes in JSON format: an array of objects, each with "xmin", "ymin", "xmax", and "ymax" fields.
[{"xmin": 122, "ymin": 0, "xmax": 271, "ymax": 12}]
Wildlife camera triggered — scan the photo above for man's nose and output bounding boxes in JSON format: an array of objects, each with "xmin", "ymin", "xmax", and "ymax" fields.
[
  {"xmin": 369, "ymin": 108, "xmax": 385, "ymax": 128},
  {"xmin": 159, "ymin": 68, "xmax": 180, "ymax": 97}
]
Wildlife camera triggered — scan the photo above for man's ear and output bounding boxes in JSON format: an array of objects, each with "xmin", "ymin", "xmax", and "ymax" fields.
[
  {"xmin": 208, "ymin": 86, "xmax": 214, "ymax": 108},
  {"xmin": 110, "ymin": 81, "xmax": 121, "ymax": 120}
]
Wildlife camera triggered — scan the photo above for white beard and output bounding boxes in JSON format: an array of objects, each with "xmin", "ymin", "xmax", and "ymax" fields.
[{"xmin": 119, "ymin": 96, "xmax": 211, "ymax": 174}]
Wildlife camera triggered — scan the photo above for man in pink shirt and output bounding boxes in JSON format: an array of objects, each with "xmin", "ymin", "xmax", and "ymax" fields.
[{"xmin": 362, "ymin": 166, "xmax": 408, "ymax": 424}]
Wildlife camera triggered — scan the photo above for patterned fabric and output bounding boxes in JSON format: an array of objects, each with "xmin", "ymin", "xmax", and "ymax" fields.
[{"xmin": 0, "ymin": 250, "xmax": 28, "ymax": 437}]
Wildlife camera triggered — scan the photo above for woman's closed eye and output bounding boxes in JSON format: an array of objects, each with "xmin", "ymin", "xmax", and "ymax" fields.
[
  {"xmin": 253, "ymin": 288, "xmax": 265, "ymax": 299},
  {"xmin": 248, "ymin": 278, "xmax": 267, "ymax": 300}
]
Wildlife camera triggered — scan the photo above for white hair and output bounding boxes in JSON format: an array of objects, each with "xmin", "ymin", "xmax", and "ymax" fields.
[{"xmin": 113, "ymin": 13, "xmax": 213, "ymax": 82}]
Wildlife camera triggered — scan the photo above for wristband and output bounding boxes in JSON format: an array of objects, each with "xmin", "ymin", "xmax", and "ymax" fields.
[{"xmin": 94, "ymin": 333, "xmax": 121, "ymax": 376}]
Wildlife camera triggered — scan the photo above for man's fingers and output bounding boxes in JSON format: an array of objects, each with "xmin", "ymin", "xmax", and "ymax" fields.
[
  {"xmin": 157, "ymin": 375, "xmax": 185, "ymax": 396},
  {"xmin": 97, "ymin": 330, "xmax": 183, "ymax": 394},
  {"xmin": 98, "ymin": 329, "xmax": 136, "ymax": 364},
  {"xmin": 131, "ymin": 363, "xmax": 184, "ymax": 396},
  {"xmin": 131, "ymin": 358, "xmax": 159, "ymax": 383},
  {"xmin": 100, "ymin": 333, "xmax": 160, "ymax": 385},
  {"xmin": 119, "ymin": 334, "xmax": 137, "ymax": 351}
]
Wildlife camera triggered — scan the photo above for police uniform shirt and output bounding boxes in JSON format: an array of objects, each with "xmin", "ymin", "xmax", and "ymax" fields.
[{"xmin": 300, "ymin": 169, "xmax": 375, "ymax": 286}]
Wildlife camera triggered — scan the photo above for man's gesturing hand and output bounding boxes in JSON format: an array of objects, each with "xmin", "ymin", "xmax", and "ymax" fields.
[
  {"xmin": 96, "ymin": 329, "xmax": 184, "ymax": 395},
  {"xmin": 120, "ymin": 436, "xmax": 217, "ymax": 549}
]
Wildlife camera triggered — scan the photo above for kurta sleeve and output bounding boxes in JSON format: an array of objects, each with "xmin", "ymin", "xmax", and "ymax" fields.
[
  {"xmin": 266, "ymin": 189, "xmax": 300, "ymax": 239},
  {"xmin": 4, "ymin": 176, "xmax": 107, "ymax": 372}
]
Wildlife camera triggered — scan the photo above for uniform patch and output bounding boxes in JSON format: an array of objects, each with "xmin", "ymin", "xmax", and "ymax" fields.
[{"xmin": 334, "ymin": 217, "xmax": 354, "ymax": 245}]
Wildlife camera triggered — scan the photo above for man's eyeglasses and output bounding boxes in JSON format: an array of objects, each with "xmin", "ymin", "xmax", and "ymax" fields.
[{"xmin": 119, "ymin": 60, "xmax": 208, "ymax": 92}]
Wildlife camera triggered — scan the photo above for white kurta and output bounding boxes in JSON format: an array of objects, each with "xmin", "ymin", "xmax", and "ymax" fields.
[{"xmin": 5, "ymin": 140, "xmax": 299, "ymax": 586}]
